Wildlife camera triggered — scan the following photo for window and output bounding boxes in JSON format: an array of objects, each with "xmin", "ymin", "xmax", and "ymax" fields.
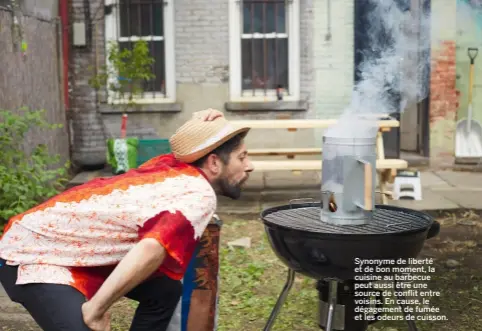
[
  {"xmin": 104, "ymin": 0, "xmax": 175, "ymax": 103},
  {"xmin": 229, "ymin": 0, "xmax": 300, "ymax": 102}
]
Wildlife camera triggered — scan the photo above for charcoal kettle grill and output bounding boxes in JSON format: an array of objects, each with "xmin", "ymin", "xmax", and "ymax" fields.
[{"xmin": 259, "ymin": 130, "xmax": 440, "ymax": 331}]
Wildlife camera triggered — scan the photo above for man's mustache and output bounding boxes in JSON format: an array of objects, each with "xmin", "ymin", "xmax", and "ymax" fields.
[{"xmin": 239, "ymin": 173, "xmax": 250, "ymax": 185}]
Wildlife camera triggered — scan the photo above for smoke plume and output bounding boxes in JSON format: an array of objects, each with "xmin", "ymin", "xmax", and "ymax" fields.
[{"xmin": 326, "ymin": 0, "xmax": 432, "ymax": 139}]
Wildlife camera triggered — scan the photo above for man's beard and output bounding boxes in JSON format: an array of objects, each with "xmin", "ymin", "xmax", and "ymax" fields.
[{"xmin": 216, "ymin": 177, "xmax": 243, "ymax": 199}]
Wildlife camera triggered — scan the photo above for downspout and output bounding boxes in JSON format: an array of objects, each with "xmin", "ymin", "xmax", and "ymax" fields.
[{"xmin": 59, "ymin": 0, "xmax": 69, "ymax": 111}]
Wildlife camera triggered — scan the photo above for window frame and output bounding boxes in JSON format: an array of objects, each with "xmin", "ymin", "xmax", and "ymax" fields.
[
  {"xmin": 104, "ymin": 0, "xmax": 176, "ymax": 104},
  {"xmin": 228, "ymin": 0, "xmax": 300, "ymax": 102}
]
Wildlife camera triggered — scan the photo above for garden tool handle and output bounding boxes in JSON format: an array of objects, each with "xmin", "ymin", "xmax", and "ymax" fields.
[
  {"xmin": 468, "ymin": 48, "xmax": 477, "ymax": 107},
  {"xmin": 468, "ymin": 47, "xmax": 478, "ymax": 63}
]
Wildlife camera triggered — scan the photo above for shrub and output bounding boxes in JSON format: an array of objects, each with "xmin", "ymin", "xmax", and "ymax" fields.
[{"xmin": 0, "ymin": 108, "xmax": 70, "ymax": 227}]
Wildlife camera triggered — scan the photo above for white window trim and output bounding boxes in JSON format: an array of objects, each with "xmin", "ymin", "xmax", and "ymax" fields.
[
  {"xmin": 228, "ymin": 0, "xmax": 300, "ymax": 102},
  {"xmin": 104, "ymin": 0, "xmax": 176, "ymax": 104}
]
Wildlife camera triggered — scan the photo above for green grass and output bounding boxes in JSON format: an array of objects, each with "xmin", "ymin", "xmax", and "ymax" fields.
[{"xmin": 217, "ymin": 220, "xmax": 318, "ymax": 331}]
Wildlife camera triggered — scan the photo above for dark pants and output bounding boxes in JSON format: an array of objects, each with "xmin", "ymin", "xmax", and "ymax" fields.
[{"xmin": 0, "ymin": 259, "xmax": 182, "ymax": 331}]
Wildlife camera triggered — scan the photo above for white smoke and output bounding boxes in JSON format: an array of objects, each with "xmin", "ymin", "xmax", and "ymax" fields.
[{"xmin": 326, "ymin": 0, "xmax": 432, "ymax": 139}]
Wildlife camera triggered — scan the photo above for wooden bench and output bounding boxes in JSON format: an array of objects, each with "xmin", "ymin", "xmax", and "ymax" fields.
[
  {"xmin": 248, "ymin": 147, "xmax": 322, "ymax": 158},
  {"xmin": 251, "ymin": 159, "xmax": 407, "ymax": 171},
  {"xmin": 231, "ymin": 116, "xmax": 407, "ymax": 204}
]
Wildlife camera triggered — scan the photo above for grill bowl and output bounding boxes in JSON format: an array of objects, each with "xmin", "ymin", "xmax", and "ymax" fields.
[{"xmin": 261, "ymin": 202, "xmax": 439, "ymax": 281}]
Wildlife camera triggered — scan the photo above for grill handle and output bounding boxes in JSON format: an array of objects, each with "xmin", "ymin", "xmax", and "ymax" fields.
[{"xmin": 356, "ymin": 159, "xmax": 373, "ymax": 211}]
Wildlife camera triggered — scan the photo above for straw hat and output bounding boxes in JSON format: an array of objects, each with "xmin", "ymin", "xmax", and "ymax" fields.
[{"xmin": 169, "ymin": 116, "xmax": 250, "ymax": 163}]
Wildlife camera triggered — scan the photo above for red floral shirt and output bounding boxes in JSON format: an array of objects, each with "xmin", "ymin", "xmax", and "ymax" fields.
[{"xmin": 0, "ymin": 154, "xmax": 217, "ymax": 299}]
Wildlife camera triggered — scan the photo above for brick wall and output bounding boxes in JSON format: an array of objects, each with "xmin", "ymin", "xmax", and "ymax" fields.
[
  {"xmin": 174, "ymin": 0, "xmax": 229, "ymax": 84},
  {"xmin": 68, "ymin": 0, "xmax": 313, "ymax": 97},
  {"xmin": 311, "ymin": 0, "xmax": 354, "ymax": 120},
  {"xmin": 309, "ymin": 0, "xmax": 354, "ymax": 148},
  {"xmin": 299, "ymin": 0, "xmax": 314, "ymax": 114},
  {"xmin": 174, "ymin": 0, "xmax": 313, "ymax": 99},
  {"xmin": 69, "ymin": 0, "xmax": 315, "ymax": 165},
  {"xmin": 429, "ymin": 0, "xmax": 458, "ymax": 165},
  {"xmin": 430, "ymin": 41, "xmax": 458, "ymax": 126},
  {"xmin": 69, "ymin": 0, "xmax": 107, "ymax": 167},
  {"xmin": 68, "ymin": 0, "xmax": 466, "ymax": 164}
]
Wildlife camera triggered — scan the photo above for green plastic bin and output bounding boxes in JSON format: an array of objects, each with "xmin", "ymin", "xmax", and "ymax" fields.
[{"xmin": 136, "ymin": 139, "xmax": 172, "ymax": 167}]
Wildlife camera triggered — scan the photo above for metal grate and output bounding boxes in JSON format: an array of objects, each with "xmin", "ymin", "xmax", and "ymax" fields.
[
  {"xmin": 262, "ymin": 205, "xmax": 432, "ymax": 235},
  {"xmin": 117, "ymin": 0, "xmax": 166, "ymax": 97},
  {"xmin": 241, "ymin": 0, "xmax": 288, "ymax": 97}
]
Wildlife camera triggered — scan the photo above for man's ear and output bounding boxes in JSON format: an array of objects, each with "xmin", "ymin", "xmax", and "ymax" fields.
[{"xmin": 204, "ymin": 154, "xmax": 222, "ymax": 175}]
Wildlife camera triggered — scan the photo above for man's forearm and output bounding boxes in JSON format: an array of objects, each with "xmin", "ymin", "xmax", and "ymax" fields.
[{"xmin": 88, "ymin": 238, "xmax": 166, "ymax": 315}]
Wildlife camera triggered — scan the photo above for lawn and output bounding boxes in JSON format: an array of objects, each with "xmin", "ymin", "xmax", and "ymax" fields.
[{"xmin": 109, "ymin": 211, "xmax": 481, "ymax": 331}]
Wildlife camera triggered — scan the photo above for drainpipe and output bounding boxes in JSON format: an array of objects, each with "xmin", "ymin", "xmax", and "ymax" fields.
[{"xmin": 59, "ymin": 0, "xmax": 69, "ymax": 111}]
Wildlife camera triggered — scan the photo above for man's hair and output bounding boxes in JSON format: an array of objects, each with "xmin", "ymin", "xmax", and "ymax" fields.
[{"xmin": 191, "ymin": 132, "xmax": 245, "ymax": 167}]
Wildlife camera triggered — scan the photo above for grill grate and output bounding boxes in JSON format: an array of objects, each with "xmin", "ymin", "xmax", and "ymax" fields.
[{"xmin": 262, "ymin": 205, "xmax": 431, "ymax": 235}]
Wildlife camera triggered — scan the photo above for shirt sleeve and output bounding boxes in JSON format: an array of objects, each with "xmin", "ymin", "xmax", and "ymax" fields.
[{"xmin": 137, "ymin": 188, "xmax": 216, "ymax": 280}]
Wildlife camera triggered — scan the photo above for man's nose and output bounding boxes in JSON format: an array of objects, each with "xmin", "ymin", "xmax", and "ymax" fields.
[{"xmin": 245, "ymin": 158, "xmax": 254, "ymax": 173}]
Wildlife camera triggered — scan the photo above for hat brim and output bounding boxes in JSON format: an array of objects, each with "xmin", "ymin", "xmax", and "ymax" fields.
[{"xmin": 173, "ymin": 126, "xmax": 251, "ymax": 163}]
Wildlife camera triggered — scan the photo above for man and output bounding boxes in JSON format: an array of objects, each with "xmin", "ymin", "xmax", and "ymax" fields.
[{"xmin": 0, "ymin": 109, "xmax": 254, "ymax": 331}]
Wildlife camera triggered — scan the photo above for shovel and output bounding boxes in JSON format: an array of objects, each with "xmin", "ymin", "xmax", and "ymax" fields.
[{"xmin": 455, "ymin": 47, "xmax": 482, "ymax": 157}]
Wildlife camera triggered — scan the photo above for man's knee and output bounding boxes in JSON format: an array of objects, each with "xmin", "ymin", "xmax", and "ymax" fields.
[{"xmin": 139, "ymin": 277, "xmax": 182, "ymax": 310}]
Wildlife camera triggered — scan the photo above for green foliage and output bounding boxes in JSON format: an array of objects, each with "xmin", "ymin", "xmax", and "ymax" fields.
[
  {"xmin": 89, "ymin": 40, "xmax": 155, "ymax": 111},
  {"xmin": 0, "ymin": 108, "xmax": 70, "ymax": 225}
]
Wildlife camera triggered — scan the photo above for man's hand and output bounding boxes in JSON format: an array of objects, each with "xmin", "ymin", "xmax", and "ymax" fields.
[
  {"xmin": 192, "ymin": 108, "xmax": 224, "ymax": 121},
  {"xmin": 84, "ymin": 238, "xmax": 166, "ymax": 320},
  {"xmin": 81, "ymin": 301, "xmax": 111, "ymax": 331}
]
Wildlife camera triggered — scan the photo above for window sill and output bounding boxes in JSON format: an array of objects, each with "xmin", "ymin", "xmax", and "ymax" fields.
[
  {"xmin": 99, "ymin": 102, "xmax": 182, "ymax": 114},
  {"xmin": 224, "ymin": 100, "xmax": 307, "ymax": 112}
]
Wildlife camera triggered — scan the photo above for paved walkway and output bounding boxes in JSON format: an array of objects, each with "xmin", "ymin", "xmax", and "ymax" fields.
[
  {"xmin": 2, "ymin": 169, "xmax": 482, "ymax": 329},
  {"xmin": 0, "ymin": 281, "xmax": 40, "ymax": 330},
  {"xmin": 389, "ymin": 170, "xmax": 482, "ymax": 210},
  {"xmin": 215, "ymin": 170, "xmax": 482, "ymax": 215}
]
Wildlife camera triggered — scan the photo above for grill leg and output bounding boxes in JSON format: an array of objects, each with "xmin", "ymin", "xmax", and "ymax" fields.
[
  {"xmin": 394, "ymin": 280, "xmax": 419, "ymax": 331},
  {"xmin": 263, "ymin": 268, "xmax": 296, "ymax": 331},
  {"xmin": 324, "ymin": 279, "xmax": 338, "ymax": 331}
]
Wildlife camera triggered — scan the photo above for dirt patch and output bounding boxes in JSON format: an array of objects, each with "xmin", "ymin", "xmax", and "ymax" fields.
[
  {"xmin": 0, "ymin": 314, "xmax": 40, "ymax": 331},
  {"xmin": 421, "ymin": 216, "xmax": 481, "ymax": 330},
  {"xmin": 368, "ymin": 211, "xmax": 482, "ymax": 331}
]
